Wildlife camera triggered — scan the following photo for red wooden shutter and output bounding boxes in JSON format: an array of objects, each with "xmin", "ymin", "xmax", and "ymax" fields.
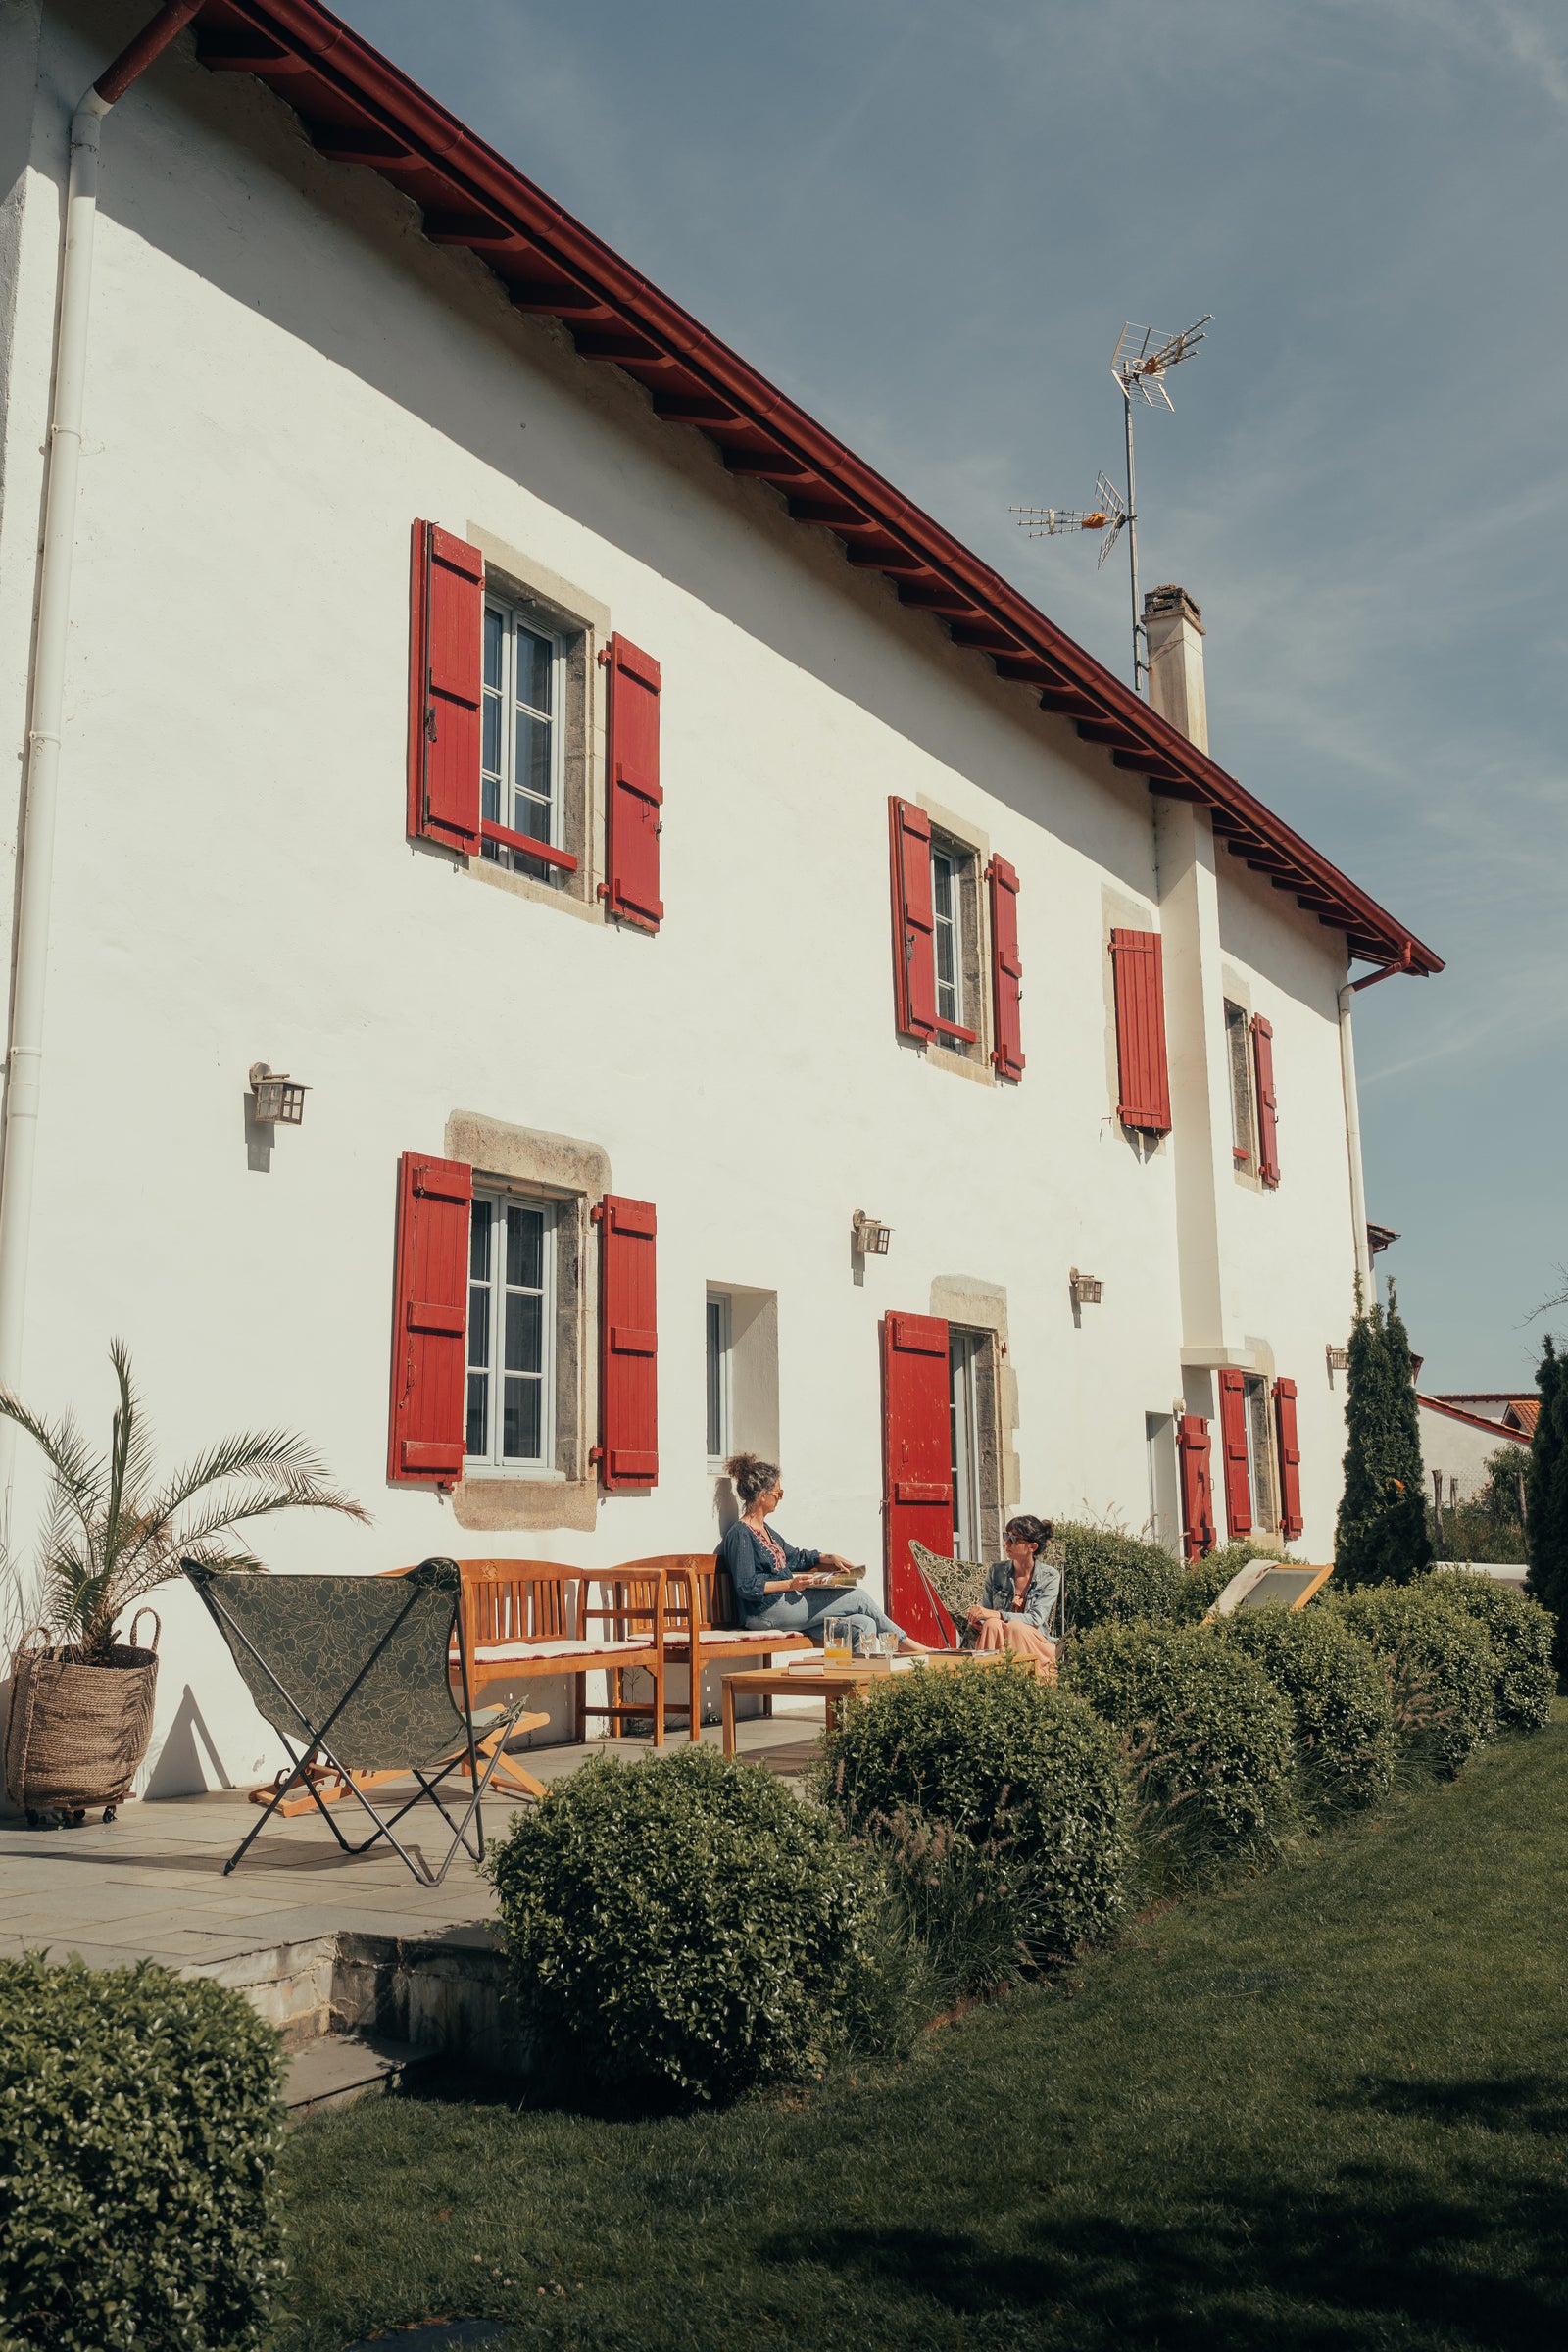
[
  {"xmin": 595, "ymin": 1195, "xmax": 658, "ymax": 1489},
  {"xmin": 888, "ymin": 798, "xmax": 937, "ymax": 1041},
  {"xmin": 1274, "ymin": 1377, "xmax": 1303, "ymax": 1539},
  {"xmin": 387, "ymin": 1151, "xmax": 472, "ymax": 1487},
  {"xmin": 1176, "ymin": 1415, "xmax": 1216, "ymax": 1562},
  {"xmin": 1109, "ymin": 928, "xmax": 1172, "ymax": 1135},
  {"xmin": 407, "ymin": 521, "xmax": 482, "ymax": 855},
  {"xmin": 1252, "ymin": 1014, "xmax": 1280, "ymax": 1188},
  {"xmin": 604, "ymin": 635, "xmax": 662, "ymax": 930},
  {"xmin": 987, "ymin": 855, "xmax": 1025, "ymax": 1080},
  {"xmin": 1217, "ymin": 1368, "xmax": 1252, "ymax": 1540},
  {"xmin": 880, "ymin": 1312, "xmax": 954, "ymax": 1642}
]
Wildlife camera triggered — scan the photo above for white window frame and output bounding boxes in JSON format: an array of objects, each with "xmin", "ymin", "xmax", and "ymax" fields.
[
  {"xmin": 465, "ymin": 1190, "xmax": 558, "ymax": 1476},
  {"xmin": 705, "ymin": 1291, "xmax": 732, "ymax": 1468},
  {"xmin": 1225, "ymin": 999, "xmax": 1257, "ymax": 1172},
  {"xmin": 930, "ymin": 842, "xmax": 976, "ymax": 1048},
  {"xmin": 950, "ymin": 1329, "xmax": 984, "ymax": 1561},
  {"xmin": 481, "ymin": 596, "xmax": 566, "ymax": 878},
  {"xmin": 1243, "ymin": 1374, "xmax": 1278, "ymax": 1533}
]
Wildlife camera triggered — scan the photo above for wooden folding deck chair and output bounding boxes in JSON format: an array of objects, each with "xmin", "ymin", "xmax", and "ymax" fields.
[{"xmin": 185, "ymin": 1557, "xmax": 531, "ymax": 1886}]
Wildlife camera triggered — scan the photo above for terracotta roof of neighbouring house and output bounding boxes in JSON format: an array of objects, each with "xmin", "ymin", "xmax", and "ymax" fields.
[
  {"xmin": 1417, "ymin": 1396, "xmax": 1530, "ymax": 1442},
  {"xmin": 1504, "ymin": 1398, "xmax": 1540, "ymax": 1436},
  {"xmin": 182, "ymin": 0, "xmax": 1443, "ymax": 978}
]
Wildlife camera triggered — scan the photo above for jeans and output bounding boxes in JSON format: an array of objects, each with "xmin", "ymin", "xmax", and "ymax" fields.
[{"xmin": 743, "ymin": 1583, "xmax": 906, "ymax": 1649}]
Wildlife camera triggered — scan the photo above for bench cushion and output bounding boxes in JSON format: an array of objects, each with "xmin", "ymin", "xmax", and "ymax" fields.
[
  {"xmin": 471, "ymin": 1636, "xmax": 654, "ymax": 1666},
  {"xmin": 666, "ymin": 1628, "xmax": 811, "ymax": 1647}
]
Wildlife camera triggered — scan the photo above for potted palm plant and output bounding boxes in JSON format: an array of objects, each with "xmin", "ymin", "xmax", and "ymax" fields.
[{"xmin": 2, "ymin": 1341, "xmax": 368, "ymax": 1827}]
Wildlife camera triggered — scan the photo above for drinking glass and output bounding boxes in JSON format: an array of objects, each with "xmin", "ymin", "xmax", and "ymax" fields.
[{"xmin": 823, "ymin": 1620, "xmax": 852, "ymax": 1667}]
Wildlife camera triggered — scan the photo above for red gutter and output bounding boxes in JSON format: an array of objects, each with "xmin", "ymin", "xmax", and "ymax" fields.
[
  {"xmin": 189, "ymin": 0, "xmax": 1441, "ymax": 978},
  {"xmin": 95, "ymin": 0, "xmax": 205, "ymax": 101}
]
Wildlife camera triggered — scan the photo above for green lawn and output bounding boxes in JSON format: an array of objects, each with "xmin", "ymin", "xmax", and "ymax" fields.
[{"xmin": 276, "ymin": 1718, "xmax": 1568, "ymax": 2352}]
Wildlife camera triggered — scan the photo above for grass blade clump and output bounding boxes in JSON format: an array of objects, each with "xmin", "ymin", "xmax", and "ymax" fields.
[
  {"xmin": 1220, "ymin": 1603, "xmax": 1396, "ymax": 1821},
  {"xmin": 486, "ymin": 1745, "xmax": 877, "ymax": 2105},
  {"xmin": 1062, "ymin": 1622, "xmax": 1296, "ymax": 1885},
  {"xmin": 813, "ymin": 1661, "xmax": 1130, "ymax": 1964}
]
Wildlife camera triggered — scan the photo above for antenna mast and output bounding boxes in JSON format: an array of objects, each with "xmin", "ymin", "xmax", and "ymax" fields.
[
  {"xmin": 1012, "ymin": 315, "xmax": 1210, "ymax": 698},
  {"xmin": 1110, "ymin": 318, "xmax": 1209, "ymax": 696}
]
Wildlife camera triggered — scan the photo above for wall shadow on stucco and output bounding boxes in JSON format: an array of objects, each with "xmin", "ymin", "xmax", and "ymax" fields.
[{"xmin": 42, "ymin": 0, "xmax": 1337, "ymax": 1021}]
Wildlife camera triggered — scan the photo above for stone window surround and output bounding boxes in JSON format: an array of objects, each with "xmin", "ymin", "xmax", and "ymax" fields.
[
  {"xmin": 463, "ymin": 526, "xmax": 611, "ymax": 928},
  {"xmin": 916, "ymin": 793, "xmax": 994, "ymax": 1088},
  {"xmin": 445, "ymin": 1110, "xmax": 610, "ymax": 1533},
  {"xmin": 1221, "ymin": 966, "xmax": 1264, "ymax": 1193},
  {"xmin": 929, "ymin": 1276, "xmax": 1022, "ymax": 1563}
]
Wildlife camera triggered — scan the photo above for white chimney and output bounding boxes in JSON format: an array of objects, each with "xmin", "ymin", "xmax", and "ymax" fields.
[{"xmin": 1144, "ymin": 584, "xmax": 1208, "ymax": 755}]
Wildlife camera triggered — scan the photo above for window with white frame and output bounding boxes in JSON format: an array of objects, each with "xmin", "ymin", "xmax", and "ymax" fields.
[
  {"xmin": 950, "ymin": 1328, "xmax": 985, "ymax": 1560},
  {"xmin": 1225, "ymin": 1000, "xmax": 1257, "ymax": 1171},
  {"xmin": 466, "ymin": 1193, "xmax": 556, "ymax": 1471},
  {"xmin": 482, "ymin": 599, "xmax": 565, "ymax": 879},
  {"xmin": 1243, "ymin": 1374, "xmax": 1278, "ymax": 1532},
  {"xmin": 705, "ymin": 1291, "xmax": 732, "ymax": 1465},
  {"xmin": 930, "ymin": 843, "xmax": 979, "ymax": 1049}
]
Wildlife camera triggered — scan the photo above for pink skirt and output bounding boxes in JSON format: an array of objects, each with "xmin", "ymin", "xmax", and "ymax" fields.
[{"xmin": 973, "ymin": 1616, "xmax": 1059, "ymax": 1679}]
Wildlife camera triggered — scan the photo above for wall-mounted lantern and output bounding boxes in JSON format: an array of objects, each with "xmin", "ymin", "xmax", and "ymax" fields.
[
  {"xmin": 852, "ymin": 1210, "xmax": 892, "ymax": 1257},
  {"xmin": 249, "ymin": 1062, "xmax": 310, "ymax": 1127},
  {"xmin": 1325, "ymin": 1344, "xmax": 1349, "ymax": 1385},
  {"xmin": 1070, "ymin": 1268, "xmax": 1104, "ymax": 1307}
]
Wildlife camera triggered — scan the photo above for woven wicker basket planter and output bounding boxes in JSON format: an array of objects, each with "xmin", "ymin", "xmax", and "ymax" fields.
[{"xmin": 4, "ymin": 1614, "xmax": 160, "ymax": 1824}]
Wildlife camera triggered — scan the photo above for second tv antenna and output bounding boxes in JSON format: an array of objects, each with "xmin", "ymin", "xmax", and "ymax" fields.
[{"xmin": 1012, "ymin": 314, "xmax": 1210, "ymax": 698}]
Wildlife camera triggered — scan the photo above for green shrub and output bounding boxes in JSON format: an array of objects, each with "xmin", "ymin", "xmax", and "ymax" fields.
[
  {"xmin": 1062, "ymin": 1623, "xmax": 1296, "ymax": 1876},
  {"xmin": 1326, "ymin": 1583, "xmax": 1498, "ymax": 1777},
  {"xmin": 486, "ymin": 1745, "xmax": 876, "ymax": 2102},
  {"xmin": 0, "ymin": 1954, "xmax": 283, "ymax": 2352},
  {"xmin": 813, "ymin": 1662, "xmax": 1130, "ymax": 1962},
  {"xmin": 1220, "ymin": 1605, "xmax": 1396, "ymax": 1818},
  {"xmin": 1428, "ymin": 1571, "xmax": 1556, "ymax": 1732},
  {"xmin": 1059, "ymin": 1521, "xmax": 1184, "ymax": 1631}
]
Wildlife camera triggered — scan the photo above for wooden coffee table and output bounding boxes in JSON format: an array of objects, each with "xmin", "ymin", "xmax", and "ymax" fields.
[{"xmin": 719, "ymin": 1649, "xmax": 1026, "ymax": 1760}]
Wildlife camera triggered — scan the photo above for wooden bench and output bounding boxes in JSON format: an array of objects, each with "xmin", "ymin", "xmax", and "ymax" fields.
[
  {"xmin": 614, "ymin": 1555, "xmax": 815, "ymax": 1740},
  {"xmin": 425, "ymin": 1558, "xmax": 671, "ymax": 1795}
]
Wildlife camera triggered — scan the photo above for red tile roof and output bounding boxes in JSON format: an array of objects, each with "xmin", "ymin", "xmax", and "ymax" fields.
[{"xmin": 187, "ymin": 0, "xmax": 1443, "ymax": 977}]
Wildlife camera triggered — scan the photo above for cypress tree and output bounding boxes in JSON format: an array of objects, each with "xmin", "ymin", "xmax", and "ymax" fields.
[
  {"xmin": 1525, "ymin": 1335, "xmax": 1568, "ymax": 1671},
  {"xmin": 1334, "ymin": 1285, "xmax": 1431, "ymax": 1586}
]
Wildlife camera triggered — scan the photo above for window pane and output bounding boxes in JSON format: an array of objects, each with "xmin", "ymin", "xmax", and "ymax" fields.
[
  {"xmin": 706, "ymin": 1300, "xmax": 724, "ymax": 1459},
  {"xmin": 482, "ymin": 688, "xmax": 502, "ymax": 781},
  {"xmin": 514, "ymin": 710, "xmax": 553, "ymax": 808},
  {"xmin": 503, "ymin": 1375, "xmax": 542, "ymax": 1461},
  {"xmin": 515, "ymin": 626, "xmax": 553, "ymax": 715},
  {"xmin": 506, "ymin": 1204, "xmax": 544, "ymax": 1289},
  {"xmin": 466, "ymin": 1371, "xmax": 488, "ymax": 1459},
  {"xmin": 469, "ymin": 1200, "xmax": 492, "ymax": 1282},
  {"xmin": 505, "ymin": 1290, "xmax": 543, "ymax": 1376},
  {"xmin": 483, "ymin": 606, "xmax": 505, "ymax": 690},
  {"xmin": 932, "ymin": 856, "xmax": 954, "ymax": 921}
]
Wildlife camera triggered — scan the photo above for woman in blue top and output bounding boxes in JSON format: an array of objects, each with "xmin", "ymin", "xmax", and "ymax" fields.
[{"xmin": 718, "ymin": 1453, "xmax": 930, "ymax": 1653}]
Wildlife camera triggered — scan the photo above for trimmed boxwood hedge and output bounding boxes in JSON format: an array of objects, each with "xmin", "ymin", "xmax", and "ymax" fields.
[
  {"xmin": 1428, "ymin": 1570, "xmax": 1556, "ymax": 1733},
  {"xmin": 1059, "ymin": 1522, "xmax": 1184, "ymax": 1630},
  {"xmin": 1062, "ymin": 1622, "xmax": 1296, "ymax": 1872},
  {"xmin": 1326, "ymin": 1582, "xmax": 1498, "ymax": 1778},
  {"xmin": 487, "ymin": 1744, "xmax": 877, "ymax": 2102},
  {"xmin": 1220, "ymin": 1605, "xmax": 1396, "ymax": 1819},
  {"xmin": 813, "ymin": 1661, "xmax": 1130, "ymax": 1962},
  {"xmin": 0, "ymin": 1953, "xmax": 283, "ymax": 2352}
]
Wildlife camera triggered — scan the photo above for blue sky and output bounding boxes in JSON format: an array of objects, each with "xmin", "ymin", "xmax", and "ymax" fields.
[{"xmin": 339, "ymin": 0, "xmax": 1567, "ymax": 1390}]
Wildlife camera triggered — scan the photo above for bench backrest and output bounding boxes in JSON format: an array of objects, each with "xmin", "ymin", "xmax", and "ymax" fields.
[
  {"xmin": 612, "ymin": 1554, "xmax": 737, "ymax": 1631},
  {"xmin": 392, "ymin": 1558, "xmax": 669, "ymax": 1650}
]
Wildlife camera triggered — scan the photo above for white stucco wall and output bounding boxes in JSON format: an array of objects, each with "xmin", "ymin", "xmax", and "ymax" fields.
[
  {"xmin": 1417, "ymin": 1399, "xmax": 1525, "ymax": 1505},
  {"xmin": 0, "ymin": 1, "xmax": 1376, "ymax": 1796}
]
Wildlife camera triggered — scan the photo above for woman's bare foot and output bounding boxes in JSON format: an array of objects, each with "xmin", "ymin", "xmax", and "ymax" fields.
[{"xmin": 897, "ymin": 1638, "xmax": 935, "ymax": 1654}]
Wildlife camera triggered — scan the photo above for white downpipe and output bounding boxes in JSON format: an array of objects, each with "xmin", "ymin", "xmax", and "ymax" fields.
[
  {"xmin": 1338, "ymin": 983, "xmax": 1373, "ymax": 1298},
  {"xmin": 0, "ymin": 91, "xmax": 111, "ymax": 1464}
]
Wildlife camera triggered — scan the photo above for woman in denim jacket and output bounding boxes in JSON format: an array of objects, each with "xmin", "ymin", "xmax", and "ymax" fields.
[
  {"xmin": 965, "ymin": 1514, "xmax": 1061, "ymax": 1668},
  {"xmin": 718, "ymin": 1453, "xmax": 929, "ymax": 1654}
]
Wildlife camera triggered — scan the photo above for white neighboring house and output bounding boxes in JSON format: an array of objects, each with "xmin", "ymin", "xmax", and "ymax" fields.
[
  {"xmin": 0, "ymin": 0, "xmax": 1443, "ymax": 1798},
  {"xmin": 1417, "ymin": 1393, "xmax": 1530, "ymax": 1506}
]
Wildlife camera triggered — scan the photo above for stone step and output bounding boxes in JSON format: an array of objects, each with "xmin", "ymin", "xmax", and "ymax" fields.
[{"xmin": 284, "ymin": 2031, "xmax": 439, "ymax": 2119}]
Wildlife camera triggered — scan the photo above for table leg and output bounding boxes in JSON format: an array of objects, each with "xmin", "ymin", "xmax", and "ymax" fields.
[{"xmin": 721, "ymin": 1676, "xmax": 738, "ymax": 1760}]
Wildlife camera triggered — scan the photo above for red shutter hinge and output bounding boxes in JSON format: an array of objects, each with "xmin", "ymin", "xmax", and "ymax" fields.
[
  {"xmin": 598, "ymin": 646, "xmax": 611, "ymax": 666},
  {"xmin": 590, "ymin": 1202, "xmax": 604, "ymax": 1225},
  {"xmin": 589, "ymin": 1446, "xmax": 604, "ymax": 1463}
]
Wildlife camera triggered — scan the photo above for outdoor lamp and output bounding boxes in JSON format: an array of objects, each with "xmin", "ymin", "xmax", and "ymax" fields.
[
  {"xmin": 249, "ymin": 1062, "xmax": 310, "ymax": 1126},
  {"xmin": 852, "ymin": 1210, "xmax": 891, "ymax": 1256},
  {"xmin": 1070, "ymin": 1268, "xmax": 1104, "ymax": 1306}
]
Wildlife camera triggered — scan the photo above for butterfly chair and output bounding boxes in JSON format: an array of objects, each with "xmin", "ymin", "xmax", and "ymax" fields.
[
  {"xmin": 184, "ymin": 1557, "xmax": 529, "ymax": 1886},
  {"xmin": 908, "ymin": 1540, "xmax": 1068, "ymax": 1652}
]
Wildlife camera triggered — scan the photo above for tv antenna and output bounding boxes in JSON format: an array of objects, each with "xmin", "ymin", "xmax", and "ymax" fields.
[{"xmin": 1013, "ymin": 314, "xmax": 1210, "ymax": 698}]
